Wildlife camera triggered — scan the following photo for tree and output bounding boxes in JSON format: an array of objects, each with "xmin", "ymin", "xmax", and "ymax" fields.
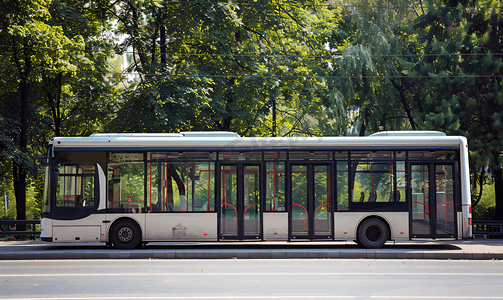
[
  {"xmin": 108, "ymin": 0, "xmax": 341, "ymax": 136},
  {"xmin": 0, "ymin": 0, "xmax": 118, "ymax": 222},
  {"xmin": 327, "ymin": 0, "xmax": 422, "ymax": 136},
  {"xmin": 412, "ymin": 0, "xmax": 503, "ymax": 219},
  {"xmin": 1, "ymin": 0, "xmax": 56, "ymax": 222}
]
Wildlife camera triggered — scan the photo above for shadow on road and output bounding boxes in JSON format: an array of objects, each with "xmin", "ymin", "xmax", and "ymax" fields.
[{"xmin": 8, "ymin": 242, "xmax": 462, "ymax": 251}]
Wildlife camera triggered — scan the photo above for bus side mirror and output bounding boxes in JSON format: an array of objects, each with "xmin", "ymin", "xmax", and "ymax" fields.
[
  {"xmin": 34, "ymin": 161, "xmax": 39, "ymax": 179},
  {"xmin": 34, "ymin": 156, "xmax": 51, "ymax": 179}
]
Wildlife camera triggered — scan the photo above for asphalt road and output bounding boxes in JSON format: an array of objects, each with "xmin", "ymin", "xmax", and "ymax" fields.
[{"xmin": 1, "ymin": 259, "xmax": 502, "ymax": 300}]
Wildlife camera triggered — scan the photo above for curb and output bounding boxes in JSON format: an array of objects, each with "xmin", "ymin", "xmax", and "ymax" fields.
[{"xmin": 1, "ymin": 249, "xmax": 503, "ymax": 260}]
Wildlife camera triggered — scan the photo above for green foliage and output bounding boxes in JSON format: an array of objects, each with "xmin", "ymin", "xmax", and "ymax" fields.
[
  {"xmin": 2, "ymin": 0, "xmax": 503, "ymax": 220},
  {"xmin": 473, "ymin": 182, "xmax": 496, "ymax": 220},
  {"xmin": 108, "ymin": 0, "xmax": 341, "ymax": 136}
]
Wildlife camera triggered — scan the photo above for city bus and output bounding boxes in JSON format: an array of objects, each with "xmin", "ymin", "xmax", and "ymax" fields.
[{"xmin": 39, "ymin": 131, "xmax": 472, "ymax": 249}]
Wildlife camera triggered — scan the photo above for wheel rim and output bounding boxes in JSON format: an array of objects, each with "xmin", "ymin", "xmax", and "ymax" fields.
[
  {"xmin": 117, "ymin": 226, "xmax": 133, "ymax": 243},
  {"xmin": 365, "ymin": 225, "xmax": 382, "ymax": 242}
]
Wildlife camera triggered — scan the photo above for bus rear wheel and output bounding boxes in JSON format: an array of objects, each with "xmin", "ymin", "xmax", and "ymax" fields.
[
  {"xmin": 358, "ymin": 218, "xmax": 389, "ymax": 249},
  {"xmin": 110, "ymin": 220, "xmax": 141, "ymax": 249}
]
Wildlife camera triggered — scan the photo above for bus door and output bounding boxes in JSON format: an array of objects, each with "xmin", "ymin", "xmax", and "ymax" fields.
[
  {"xmin": 409, "ymin": 162, "xmax": 458, "ymax": 239},
  {"xmin": 288, "ymin": 163, "xmax": 333, "ymax": 240},
  {"xmin": 219, "ymin": 164, "xmax": 261, "ymax": 240}
]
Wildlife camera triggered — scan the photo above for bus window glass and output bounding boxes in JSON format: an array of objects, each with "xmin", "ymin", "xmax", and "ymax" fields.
[
  {"xmin": 42, "ymin": 165, "xmax": 51, "ymax": 213},
  {"xmin": 436, "ymin": 151, "xmax": 456, "ymax": 160},
  {"xmin": 351, "ymin": 151, "xmax": 393, "ymax": 160},
  {"xmin": 352, "ymin": 161, "xmax": 393, "ymax": 202},
  {"xmin": 266, "ymin": 162, "xmax": 285, "ymax": 211},
  {"xmin": 410, "ymin": 150, "xmax": 457, "ymax": 161},
  {"xmin": 396, "ymin": 161, "xmax": 406, "ymax": 202},
  {"xmin": 291, "ymin": 165, "xmax": 308, "ymax": 235},
  {"xmin": 108, "ymin": 161, "xmax": 145, "ymax": 213},
  {"xmin": 264, "ymin": 151, "xmax": 287, "ymax": 161},
  {"xmin": 289, "ymin": 151, "xmax": 332, "ymax": 161},
  {"xmin": 314, "ymin": 165, "xmax": 331, "ymax": 235},
  {"xmin": 148, "ymin": 161, "xmax": 215, "ymax": 212},
  {"xmin": 191, "ymin": 162, "xmax": 215, "ymax": 211},
  {"xmin": 149, "ymin": 152, "xmax": 216, "ymax": 161},
  {"xmin": 56, "ymin": 164, "xmax": 95, "ymax": 208},
  {"xmin": 219, "ymin": 152, "xmax": 262, "ymax": 161},
  {"xmin": 336, "ymin": 161, "xmax": 349, "ymax": 211}
]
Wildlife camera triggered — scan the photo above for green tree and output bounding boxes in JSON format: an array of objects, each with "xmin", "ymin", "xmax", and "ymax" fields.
[
  {"xmin": 412, "ymin": 0, "xmax": 503, "ymax": 219},
  {"xmin": 326, "ymin": 0, "xmax": 422, "ymax": 136},
  {"xmin": 108, "ymin": 0, "xmax": 341, "ymax": 136},
  {"xmin": 1, "ymin": 0, "xmax": 59, "ymax": 222},
  {"xmin": 0, "ymin": 0, "xmax": 118, "ymax": 222}
]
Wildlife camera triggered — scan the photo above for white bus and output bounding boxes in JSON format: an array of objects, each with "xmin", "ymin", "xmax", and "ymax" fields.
[{"xmin": 39, "ymin": 131, "xmax": 472, "ymax": 249}]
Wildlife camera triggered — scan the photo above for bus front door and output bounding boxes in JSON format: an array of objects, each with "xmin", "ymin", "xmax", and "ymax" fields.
[
  {"xmin": 219, "ymin": 164, "xmax": 261, "ymax": 240},
  {"xmin": 409, "ymin": 163, "xmax": 457, "ymax": 239},
  {"xmin": 289, "ymin": 163, "xmax": 333, "ymax": 240}
]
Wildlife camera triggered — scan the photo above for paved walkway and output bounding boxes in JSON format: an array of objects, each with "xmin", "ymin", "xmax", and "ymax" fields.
[{"xmin": 1, "ymin": 239, "xmax": 502, "ymax": 260}]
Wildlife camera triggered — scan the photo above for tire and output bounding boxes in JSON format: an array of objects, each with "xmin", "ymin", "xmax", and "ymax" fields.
[
  {"xmin": 357, "ymin": 218, "xmax": 389, "ymax": 249},
  {"xmin": 110, "ymin": 220, "xmax": 141, "ymax": 249}
]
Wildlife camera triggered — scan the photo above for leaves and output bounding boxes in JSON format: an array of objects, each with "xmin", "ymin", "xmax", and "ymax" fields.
[{"xmin": 1, "ymin": 0, "xmax": 503, "ymax": 219}]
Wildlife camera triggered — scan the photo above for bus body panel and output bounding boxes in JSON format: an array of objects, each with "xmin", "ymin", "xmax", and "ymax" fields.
[
  {"xmin": 334, "ymin": 212, "xmax": 409, "ymax": 240},
  {"xmin": 144, "ymin": 213, "xmax": 217, "ymax": 241},
  {"xmin": 459, "ymin": 136, "xmax": 472, "ymax": 238},
  {"xmin": 263, "ymin": 212, "xmax": 288, "ymax": 240},
  {"xmin": 40, "ymin": 218, "xmax": 53, "ymax": 242},
  {"xmin": 51, "ymin": 214, "xmax": 106, "ymax": 242}
]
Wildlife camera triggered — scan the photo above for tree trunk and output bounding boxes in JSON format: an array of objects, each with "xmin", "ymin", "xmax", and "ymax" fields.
[
  {"xmin": 13, "ymin": 165, "xmax": 26, "ymax": 222},
  {"xmin": 14, "ymin": 75, "xmax": 29, "ymax": 226}
]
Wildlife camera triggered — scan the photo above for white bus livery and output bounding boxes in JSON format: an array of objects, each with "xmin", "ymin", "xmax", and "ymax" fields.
[{"xmin": 40, "ymin": 131, "xmax": 472, "ymax": 249}]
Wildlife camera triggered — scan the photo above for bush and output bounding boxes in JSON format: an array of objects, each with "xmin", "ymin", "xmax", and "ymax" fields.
[{"xmin": 472, "ymin": 183, "xmax": 496, "ymax": 220}]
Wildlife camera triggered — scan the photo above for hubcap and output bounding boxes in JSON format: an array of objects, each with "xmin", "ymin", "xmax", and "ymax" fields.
[
  {"xmin": 117, "ymin": 226, "xmax": 133, "ymax": 243},
  {"xmin": 366, "ymin": 225, "xmax": 382, "ymax": 242}
]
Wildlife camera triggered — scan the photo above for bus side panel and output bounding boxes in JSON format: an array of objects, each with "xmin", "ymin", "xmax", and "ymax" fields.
[
  {"xmin": 263, "ymin": 212, "xmax": 288, "ymax": 240},
  {"xmin": 459, "ymin": 137, "xmax": 472, "ymax": 238},
  {"xmin": 40, "ymin": 218, "xmax": 53, "ymax": 242},
  {"xmin": 334, "ymin": 212, "xmax": 409, "ymax": 240},
  {"xmin": 52, "ymin": 214, "xmax": 106, "ymax": 242},
  {"xmin": 457, "ymin": 211, "xmax": 471, "ymax": 239},
  {"xmin": 461, "ymin": 209, "xmax": 471, "ymax": 238},
  {"xmin": 145, "ymin": 213, "xmax": 217, "ymax": 241}
]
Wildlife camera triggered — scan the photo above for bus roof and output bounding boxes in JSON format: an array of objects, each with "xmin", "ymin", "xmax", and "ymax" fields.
[{"xmin": 50, "ymin": 131, "xmax": 466, "ymax": 150}]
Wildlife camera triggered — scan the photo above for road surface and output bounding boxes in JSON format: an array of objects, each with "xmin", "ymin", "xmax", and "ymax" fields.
[{"xmin": 1, "ymin": 259, "xmax": 502, "ymax": 299}]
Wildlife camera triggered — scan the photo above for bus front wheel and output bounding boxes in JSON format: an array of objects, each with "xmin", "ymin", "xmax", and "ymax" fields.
[
  {"xmin": 358, "ymin": 218, "xmax": 389, "ymax": 249},
  {"xmin": 110, "ymin": 220, "xmax": 141, "ymax": 249}
]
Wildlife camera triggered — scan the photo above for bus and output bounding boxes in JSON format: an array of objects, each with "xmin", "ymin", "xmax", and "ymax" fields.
[{"xmin": 39, "ymin": 131, "xmax": 472, "ymax": 249}]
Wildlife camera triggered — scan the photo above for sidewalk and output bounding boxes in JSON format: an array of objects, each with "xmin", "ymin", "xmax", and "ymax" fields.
[{"xmin": 0, "ymin": 239, "xmax": 502, "ymax": 260}]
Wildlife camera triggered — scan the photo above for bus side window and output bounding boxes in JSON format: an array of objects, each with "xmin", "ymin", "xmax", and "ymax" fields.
[
  {"xmin": 56, "ymin": 164, "xmax": 95, "ymax": 208},
  {"xmin": 266, "ymin": 162, "xmax": 285, "ymax": 211},
  {"xmin": 107, "ymin": 161, "xmax": 145, "ymax": 212},
  {"xmin": 147, "ymin": 156, "xmax": 215, "ymax": 213}
]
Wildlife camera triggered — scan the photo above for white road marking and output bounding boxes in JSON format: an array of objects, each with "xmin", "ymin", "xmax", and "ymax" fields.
[
  {"xmin": 0, "ymin": 297, "xmax": 356, "ymax": 300},
  {"xmin": 1, "ymin": 272, "xmax": 502, "ymax": 277},
  {"xmin": 1, "ymin": 296, "xmax": 503, "ymax": 300}
]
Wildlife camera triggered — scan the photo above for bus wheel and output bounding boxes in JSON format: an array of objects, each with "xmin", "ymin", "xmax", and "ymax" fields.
[
  {"xmin": 110, "ymin": 220, "xmax": 141, "ymax": 249},
  {"xmin": 358, "ymin": 218, "xmax": 389, "ymax": 249}
]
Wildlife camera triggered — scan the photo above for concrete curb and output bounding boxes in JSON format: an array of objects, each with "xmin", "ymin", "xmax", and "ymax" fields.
[{"xmin": 1, "ymin": 249, "xmax": 503, "ymax": 260}]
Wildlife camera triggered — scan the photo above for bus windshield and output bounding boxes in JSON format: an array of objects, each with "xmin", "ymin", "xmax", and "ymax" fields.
[{"xmin": 42, "ymin": 165, "xmax": 51, "ymax": 214}]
